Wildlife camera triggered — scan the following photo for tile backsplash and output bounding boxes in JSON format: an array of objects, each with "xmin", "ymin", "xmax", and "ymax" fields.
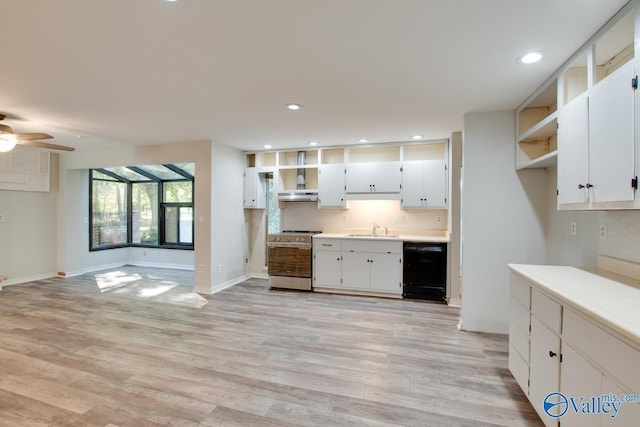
[{"xmin": 281, "ymin": 200, "xmax": 447, "ymax": 233}]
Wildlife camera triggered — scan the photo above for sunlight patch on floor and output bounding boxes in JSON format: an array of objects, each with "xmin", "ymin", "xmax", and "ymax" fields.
[{"xmin": 94, "ymin": 271, "xmax": 142, "ymax": 291}]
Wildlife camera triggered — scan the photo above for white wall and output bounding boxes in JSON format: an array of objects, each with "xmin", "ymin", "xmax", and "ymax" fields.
[
  {"xmin": 599, "ymin": 210, "xmax": 640, "ymax": 263},
  {"xmin": 210, "ymin": 142, "xmax": 249, "ymax": 289},
  {"xmin": 0, "ymin": 153, "xmax": 59, "ymax": 284},
  {"xmin": 545, "ymin": 168, "xmax": 599, "ymax": 266},
  {"xmin": 461, "ymin": 111, "xmax": 547, "ymax": 333},
  {"xmin": 281, "ymin": 200, "xmax": 447, "ymax": 234}
]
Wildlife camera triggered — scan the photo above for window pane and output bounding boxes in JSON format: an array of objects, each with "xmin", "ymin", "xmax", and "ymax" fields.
[
  {"xmin": 132, "ymin": 182, "xmax": 158, "ymax": 244},
  {"xmin": 172, "ymin": 162, "xmax": 195, "ymax": 177},
  {"xmin": 164, "ymin": 207, "xmax": 178, "ymax": 243},
  {"xmin": 164, "ymin": 181, "xmax": 193, "ymax": 203},
  {"xmin": 137, "ymin": 165, "xmax": 185, "ymax": 180},
  {"xmin": 179, "ymin": 207, "xmax": 193, "ymax": 244},
  {"xmin": 92, "ymin": 180, "xmax": 128, "ymax": 247},
  {"xmin": 92, "ymin": 170, "xmax": 119, "ymax": 181},
  {"xmin": 103, "ymin": 167, "xmax": 152, "ymax": 181}
]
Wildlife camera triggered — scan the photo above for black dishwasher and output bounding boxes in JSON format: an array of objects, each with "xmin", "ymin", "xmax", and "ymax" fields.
[{"xmin": 403, "ymin": 242, "xmax": 447, "ymax": 301}]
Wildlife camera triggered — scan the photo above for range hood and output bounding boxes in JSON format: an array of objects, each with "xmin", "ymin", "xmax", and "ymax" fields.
[
  {"xmin": 278, "ymin": 191, "xmax": 318, "ymax": 202},
  {"xmin": 278, "ymin": 151, "xmax": 318, "ymax": 202}
]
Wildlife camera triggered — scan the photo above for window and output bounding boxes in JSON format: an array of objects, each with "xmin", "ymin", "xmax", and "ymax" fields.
[
  {"xmin": 91, "ymin": 175, "xmax": 128, "ymax": 248},
  {"xmin": 90, "ymin": 164, "xmax": 194, "ymax": 250},
  {"xmin": 132, "ymin": 182, "xmax": 159, "ymax": 245}
]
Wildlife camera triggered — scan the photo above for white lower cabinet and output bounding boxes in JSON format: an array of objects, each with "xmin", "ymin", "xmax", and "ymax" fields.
[
  {"xmin": 313, "ymin": 237, "xmax": 402, "ymax": 297},
  {"xmin": 313, "ymin": 250, "xmax": 343, "ymax": 288},
  {"xmin": 560, "ymin": 344, "xmax": 602, "ymax": 427},
  {"xmin": 509, "ymin": 271, "xmax": 640, "ymax": 427},
  {"xmin": 529, "ymin": 317, "xmax": 561, "ymax": 426}
]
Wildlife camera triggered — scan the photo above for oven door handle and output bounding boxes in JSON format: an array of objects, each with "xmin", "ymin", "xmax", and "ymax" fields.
[{"xmin": 267, "ymin": 243, "xmax": 312, "ymax": 249}]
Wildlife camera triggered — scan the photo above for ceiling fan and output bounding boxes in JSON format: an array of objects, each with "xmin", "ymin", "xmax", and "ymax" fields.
[{"xmin": 0, "ymin": 113, "xmax": 75, "ymax": 153}]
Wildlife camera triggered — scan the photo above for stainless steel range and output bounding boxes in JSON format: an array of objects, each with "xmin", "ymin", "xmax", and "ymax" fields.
[{"xmin": 267, "ymin": 230, "xmax": 320, "ymax": 290}]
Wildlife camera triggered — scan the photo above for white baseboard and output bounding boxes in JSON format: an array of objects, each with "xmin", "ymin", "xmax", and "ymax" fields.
[
  {"xmin": 248, "ymin": 272, "xmax": 269, "ymax": 280},
  {"xmin": 195, "ymin": 274, "xmax": 252, "ymax": 295},
  {"xmin": 1, "ymin": 271, "xmax": 58, "ymax": 288},
  {"xmin": 60, "ymin": 262, "xmax": 127, "ymax": 278},
  {"xmin": 127, "ymin": 261, "xmax": 194, "ymax": 271},
  {"xmin": 448, "ymin": 298, "xmax": 462, "ymax": 307}
]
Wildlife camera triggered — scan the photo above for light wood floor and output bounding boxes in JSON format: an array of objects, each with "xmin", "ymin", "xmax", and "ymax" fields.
[{"xmin": 0, "ymin": 266, "xmax": 543, "ymax": 426}]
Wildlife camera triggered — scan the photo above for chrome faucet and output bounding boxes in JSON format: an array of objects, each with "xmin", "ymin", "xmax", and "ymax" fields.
[{"xmin": 372, "ymin": 222, "xmax": 379, "ymax": 235}]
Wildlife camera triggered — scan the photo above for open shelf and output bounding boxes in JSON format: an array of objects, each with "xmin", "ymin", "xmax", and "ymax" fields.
[
  {"xmin": 516, "ymin": 150, "xmax": 557, "ymax": 170},
  {"xmin": 517, "ymin": 112, "xmax": 557, "ymax": 143}
]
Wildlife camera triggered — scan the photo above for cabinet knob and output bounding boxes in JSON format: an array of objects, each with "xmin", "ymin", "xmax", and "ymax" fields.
[
  {"xmin": 549, "ymin": 350, "xmax": 557, "ymax": 358},
  {"xmin": 336, "ymin": 257, "xmax": 340, "ymax": 261},
  {"xmin": 586, "ymin": 183, "xmax": 593, "ymax": 189},
  {"xmin": 578, "ymin": 184, "xmax": 585, "ymax": 189}
]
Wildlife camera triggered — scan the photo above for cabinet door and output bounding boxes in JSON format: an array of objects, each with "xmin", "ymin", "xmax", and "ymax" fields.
[
  {"xmin": 560, "ymin": 343, "xmax": 602, "ymax": 427},
  {"xmin": 313, "ymin": 251, "xmax": 342, "ymax": 288},
  {"xmin": 244, "ymin": 168, "xmax": 258, "ymax": 208},
  {"xmin": 401, "ymin": 161, "xmax": 424, "ymax": 207},
  {"xmin": 601, "ymin": 376, "xmax": 640, "ymax": 426},
  {"xmin": 422, "ymin": 159, "xmax": 447, "ymax": 207},
  {"xmin": 529, "ymin": 317, "xmax": 561, "ymax": 426},
  {"xmin": 345, "ymin": 162, "xmax": 401, "ymax": 193},
  {"xmin": 318, "ymin": 164, "xmax": 346, "ymax": 207},
  {"xmin": 589, "ymin": 60, "xmax": 635, "ymax": 204},
  {"xmin": 341, "ymin": 252, "xmax": 371, "ymax": 289},
  {"xmin": 369, "ymin": 252, "xmax": 402, "ymax": 292},
  {"xmin": 558, "ymin": 95, "xmax": 589, "ymax": 206}
]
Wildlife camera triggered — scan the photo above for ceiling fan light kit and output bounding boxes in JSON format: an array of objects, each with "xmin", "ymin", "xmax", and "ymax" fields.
[
  {"xmin": 0, "ymin": 133, "xmax": 17, "ymax": 152},
  {"xmin": 0, "ymin": 115, "xmax": 75, "ymax": 152}
]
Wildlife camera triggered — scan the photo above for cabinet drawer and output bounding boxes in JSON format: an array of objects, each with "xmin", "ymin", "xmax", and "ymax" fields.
[
  {"xmin": 509, "ymin": 321, "xmax": 530, "ymax": 363},
  {"xmin": 511, "ymin": 275, "xmax": 531, "ymax": 309},
  {"xmin": 563, "ymin": 308, "xmax": 640, "ymax": 393},
  {"xmin": 531, "ymin": 288, "xmax": 562, "ymax": 334},
  {"xmin": 342, "ymin": 239, "xmax": 401, "ymax": 254},
  {"xmin": 509, "ymin": 344, "xmax": 529, "ymax": 396},
  {"xmin": 313, "ymin": 239, "xmax": 342, "ymax": 251},
  {"xmin": 510, "ymin": 298, "xmax": 530, "ymax": 335}
]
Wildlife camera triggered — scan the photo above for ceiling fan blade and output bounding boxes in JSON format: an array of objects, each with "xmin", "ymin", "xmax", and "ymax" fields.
[
  {"xmin": 18, "ymin": 140, "xmax": 75, "ymax": 151},
  {"xmin": 15, "ymin": 132, "xmax": 54, "ymax": 140}
]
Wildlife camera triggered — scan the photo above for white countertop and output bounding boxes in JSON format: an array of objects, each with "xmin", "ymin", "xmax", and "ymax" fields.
[
  {"xmin": 508, "ymin": 264, "xmax": 640, "ymax": 346},
  {"xmin": 314, "ymin": 233, "xmax": 449, "ymax": 243}
]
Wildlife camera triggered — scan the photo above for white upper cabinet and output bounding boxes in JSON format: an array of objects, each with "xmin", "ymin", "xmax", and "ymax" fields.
[
  {"xmin": 401, "ymin": 159, "xmax": 447, "ymax": 208},
  {"xmin": 345, "ymin": 162, "xmax": 402, "ymax": 194},
  {"xmin": 318, "ymin": 163, "xmax": 345, "ymax": 208},
  {"xmin": 530, "ymin": 5, "xmax": 640, "ymax": 210},
  {"xmin": 557, "ymin": 95, "xmax": 589, "ymax": 207},
  {"xmin": 243, "ymin": 167, "xmax": 266, "ymax": 209},
  {"xmin": 588, "ymin": 60, "xmax": 636, "ymax": 205}
]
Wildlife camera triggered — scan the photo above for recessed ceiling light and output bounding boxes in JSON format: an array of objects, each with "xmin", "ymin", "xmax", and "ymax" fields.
[
  {"xmin": 264, "ymin": 144, "xmax": 272, "ymax": 149},
  {"xmin": 412, "ymin": 135, "xmax": 423, "ymax": 140},
  {"xmin": 359, "ymin": 138, "xmax": 368, "ymax": 143},
  {"xmin": 285, "ymin": 103, "xmax": 302, "ymax": 110},
  {"xmin": 309, "ymin": 141, "xmax": 317, "ymax": 146},
  {"xmin": 519, "ymin": 52, "xmax": 543, "ymax": 64}
]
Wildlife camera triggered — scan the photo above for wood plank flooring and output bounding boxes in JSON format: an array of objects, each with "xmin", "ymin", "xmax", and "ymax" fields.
[{"xmin": 0, "ymin": 266, "xmax": 543, "ymax": 426}]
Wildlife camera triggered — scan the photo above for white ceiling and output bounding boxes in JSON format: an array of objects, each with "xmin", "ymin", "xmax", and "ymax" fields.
[{"xmin": 0, "ymin": 0, "xmax": 629, "ymax": 152}]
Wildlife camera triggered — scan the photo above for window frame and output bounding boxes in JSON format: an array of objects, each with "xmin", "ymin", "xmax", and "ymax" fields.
[{"xmin": 89, "ymin": 165, "xmax": 195, "ymax": 251}]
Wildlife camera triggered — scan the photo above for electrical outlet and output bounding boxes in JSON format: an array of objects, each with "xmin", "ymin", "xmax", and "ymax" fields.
[
  {"xmin": 217, "ymin": 264, "xmax": 222, "ymax": 273},
  {"xmin": 0, "ymin": 214, "xmax": 4, "ymax": 222},
  {"xmin": 436, "ymin": 215, "xmax": 441, "ymax": 223},
  {"xmin": 143, "ymin": 250, "xmax": 147, "ymax": 257},
  {"xmin": 570, "ymin": 222, "xmax": 577, "ymax": 236},
  {"xmin": 83, "ymin": 217, "xmax": 88, "ymax": 224},
  {"xmin": 198, "ymin": 265, "xmax": 205, "ymax": 273},
  {"xmin": 600, "ymin": 224, "xmax": 607, "ymax": 240}
]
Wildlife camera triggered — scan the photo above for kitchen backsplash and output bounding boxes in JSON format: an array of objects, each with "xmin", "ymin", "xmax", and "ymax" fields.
[
  {"xmin": 281, "ymin": 200, "xmax": 447, "ymax": 232},
  {"xmin": 599, "ymin": 211, "xmax": 640, "ymax": 264}
]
